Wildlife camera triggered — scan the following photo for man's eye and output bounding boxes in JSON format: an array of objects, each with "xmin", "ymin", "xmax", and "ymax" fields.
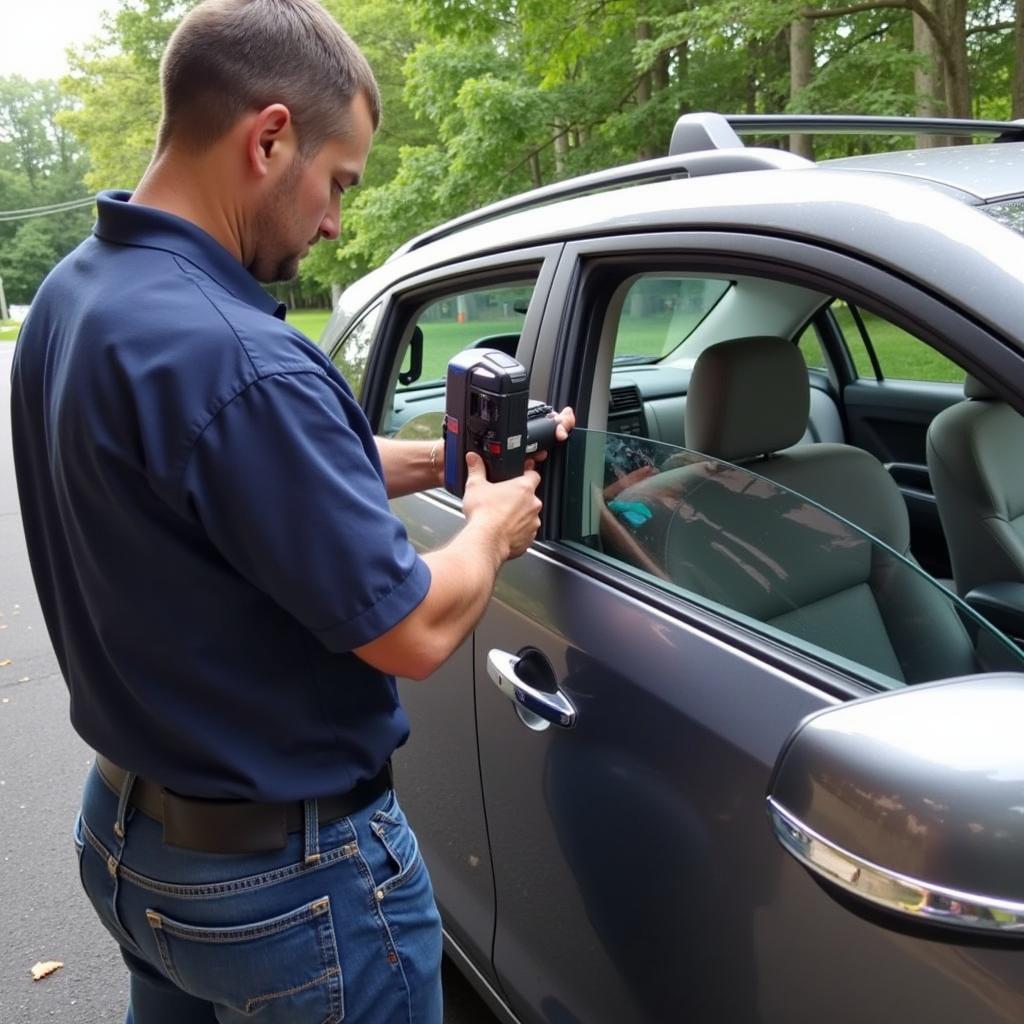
[{"xmin": 332, "ymin": 180, "xmax": 345, "ymax": 196}]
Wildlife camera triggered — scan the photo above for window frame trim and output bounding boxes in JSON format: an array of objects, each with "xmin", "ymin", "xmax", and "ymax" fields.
[
  {"xmin": 536, "ymin": 230, "xmax": 1024, "ymax": 549},
  {"xmin": 358, "ymin": 244, "xmax": 564, "ymax": 435}
]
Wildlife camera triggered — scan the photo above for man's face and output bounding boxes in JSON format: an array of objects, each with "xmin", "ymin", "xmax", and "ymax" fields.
[{"xmin": 249, "ymin": 91, "xmax": 374, "ymax": 284}]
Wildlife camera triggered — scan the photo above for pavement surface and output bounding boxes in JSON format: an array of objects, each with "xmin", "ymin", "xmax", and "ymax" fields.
[{"xmin": 0, "ymin": 341, "xmax": 496, "ymax": 1023}]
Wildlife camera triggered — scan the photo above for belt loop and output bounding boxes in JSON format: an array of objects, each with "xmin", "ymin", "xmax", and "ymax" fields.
[
  {"xmin": 303, "ymin": 799, "xmax": 320, "ymax": 865},
  {"xmin": 113, "ymin": 771, "xmax": 137, "ymax": 842}
]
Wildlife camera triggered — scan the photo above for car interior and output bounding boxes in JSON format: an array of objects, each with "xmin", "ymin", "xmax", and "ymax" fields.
[{"xmin": 377, "ymin": 268, "xmax": 1024, "ymax": 688}]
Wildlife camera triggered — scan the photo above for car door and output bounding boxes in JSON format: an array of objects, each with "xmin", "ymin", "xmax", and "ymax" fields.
[
  {"xmin": 330, "ymin": 245, "xmax": 562, "ymax": 989},
  {"xmin": 471, "ymin": 232, "xmax": 1024, "ymax": 1024}
]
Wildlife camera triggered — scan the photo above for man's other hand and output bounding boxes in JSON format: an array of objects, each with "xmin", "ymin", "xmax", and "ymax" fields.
[{"xmin": 462, "ymin": 452, "xmax": 542, "ymax": 560}]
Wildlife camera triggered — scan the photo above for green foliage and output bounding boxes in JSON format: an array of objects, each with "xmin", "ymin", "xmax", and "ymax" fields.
[
  {"xmin": 0, "ymin": 206, "xmax": 94, "ymax": 303},
  {"xmin": 0, "ymin": 75, "xmax": 93, "ymax": 302},
  {"xmin": 26, "ymin": 0, "xmax": 1023, "ymax": 302},
  {"xmin": 61, "ymin": 0, "xmax": 199, "ymax": 191}
]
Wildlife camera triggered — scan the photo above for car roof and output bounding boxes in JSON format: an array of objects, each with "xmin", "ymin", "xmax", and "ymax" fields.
[
  {"xmin": 822, "ymin": 142, "xmax": 1024, "ymax": 202},
  {"xmin": 333, "ymin": 155, "xmax": 1024, "ymax": 333}
]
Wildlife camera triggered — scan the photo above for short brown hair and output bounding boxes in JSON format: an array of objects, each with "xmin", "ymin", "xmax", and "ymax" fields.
[{"xmin": 157, "ymin": 0, "xmax": 380, "ymax": 156}]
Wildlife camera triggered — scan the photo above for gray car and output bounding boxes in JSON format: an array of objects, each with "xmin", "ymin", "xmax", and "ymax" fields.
[{"xmin": 320, "ymin": 113, "xmax": 1024, "ymax": 1023}]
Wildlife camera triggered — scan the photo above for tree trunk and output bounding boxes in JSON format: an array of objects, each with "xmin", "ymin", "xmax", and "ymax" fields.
[
  {"xmin": 553, "ymin": 121, "xmax": 568, "ymax": 177},
  {"xmin": 937, "ymin": 0, "xmax": 971, "ymax": 128},
  {"xmin": 653, "ymin": 50, "xmax": 670, "ymax": 93},
  {"xmin": 913, "ymin": 1, "xmax": 946, "ymax": 147},
  {"xmin": 1013, "ymin": 0, "xmax": 1024, "ymax": 119},
  {"xmin": 636, "ymin": 21, "xmax": 654, "ymax": 160},
  {"xmin": 528, "ymin": 150, "xmax": 542, "ymax": 189},
  {"xmin": 789, "ymin": 18, "xmax": 814, "ymax": 159}
]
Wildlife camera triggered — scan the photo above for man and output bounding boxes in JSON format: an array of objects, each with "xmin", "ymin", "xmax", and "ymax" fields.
[{"xmin": 10, "ymin": 2, "xmax": 572, "ymax": 1021}]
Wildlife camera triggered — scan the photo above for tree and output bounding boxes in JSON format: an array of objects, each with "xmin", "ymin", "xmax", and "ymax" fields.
[
  {"xmin": 61, "ymin": 0, "xmax": 198, "ymax": 191},
  {"xmin": 0, "ymin": 76, "xmax": 93, "ymax": 302},
  {"xmin": 48, "ymin": 0, "xmax": 1021, "ymax": 295}
]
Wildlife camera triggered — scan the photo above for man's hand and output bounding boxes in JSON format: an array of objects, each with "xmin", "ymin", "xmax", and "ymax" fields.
[
  {"xmin": 525, "ymin": 406, "xmax": 576, "ymax": 471},
  {"xmin": 462, "ymin": 452, "xmax": 542, "ymax": 560}
]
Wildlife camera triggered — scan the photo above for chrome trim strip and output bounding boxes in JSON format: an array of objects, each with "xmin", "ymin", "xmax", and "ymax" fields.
[
  {"xmin": 441, "ymin": 927, "xmax": 522, "ymax": 1024},
  {"xmin": 768, "ymin": 797, "xmax": 1024, "ymax": 935}
]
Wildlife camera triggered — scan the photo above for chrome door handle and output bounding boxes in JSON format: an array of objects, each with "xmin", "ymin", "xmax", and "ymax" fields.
[{"xmin": 487, "ymin": 649, "xmax": 576, "ymax": 729}]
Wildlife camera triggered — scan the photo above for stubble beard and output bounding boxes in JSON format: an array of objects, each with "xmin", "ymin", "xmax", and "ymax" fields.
[{"xmin": 250, "ymin": 160, "xmax": 309, "ymax": 284}]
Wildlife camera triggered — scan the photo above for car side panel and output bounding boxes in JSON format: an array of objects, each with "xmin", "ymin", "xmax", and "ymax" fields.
[
  {"xmin": 388, "ymin": 492, "xmax": 499, "ymax": 980},
  {"xmin": 472, "ymin": 550, "xmax": 1024, "ymax": 1023}
]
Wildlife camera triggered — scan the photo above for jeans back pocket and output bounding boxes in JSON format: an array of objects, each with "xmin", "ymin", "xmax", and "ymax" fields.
[{"xmin": 146, "ymin": 895, "xmax": 344, "ymax": 1022}]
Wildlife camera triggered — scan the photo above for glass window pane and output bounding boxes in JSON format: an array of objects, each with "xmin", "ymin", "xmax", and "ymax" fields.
[
  {"xmin": 404, "ymin": 281, "xmax": 535, "ymax": 391},
  {"xmin": 832, "ymin": 301, "xmax": 965, "ymax": 384},
  {"xmin": 796, "ymin": 323, "xmax": 826, "ymax": 370},
  {"xmin": 615, "ymin": 277, "xmax": 730, "ymax": 362},
  {"xmin": 559, "ymin": 428, "xmax": 1024, "ymax": 689},
  {"xmin": 830, "ymin": 301, "xmax": 875, "ymax": 378},
  {"xmin": 383, "ymin": 278, "xmax": 538, "ymax": 438},
  {"xmin": 331, "ymin": 302, "xmax": 381, "ymax": 402}
]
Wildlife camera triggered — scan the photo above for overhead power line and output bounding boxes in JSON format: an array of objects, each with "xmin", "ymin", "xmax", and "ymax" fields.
[{"xmin": 0, "ymin": 197, "xmax": 96, "ymax": 223}]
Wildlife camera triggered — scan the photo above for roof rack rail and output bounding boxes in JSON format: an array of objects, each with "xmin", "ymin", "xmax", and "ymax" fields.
[
  {"xmin": 727, "ymin": 114, "xmax": 1024, "ymax": 142},
  {"xmin": 669, "ymin": 112, "xmax": 1024, "ymax": 156},
  {"xmin": 391, "ymin": 144, "xmax": 810, "ymax": 259}
]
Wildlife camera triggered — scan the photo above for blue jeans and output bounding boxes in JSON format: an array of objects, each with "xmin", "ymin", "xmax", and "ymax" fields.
[{"xmin": 74, "ymin": 762, "xmax": 443, "ymax": 1023}]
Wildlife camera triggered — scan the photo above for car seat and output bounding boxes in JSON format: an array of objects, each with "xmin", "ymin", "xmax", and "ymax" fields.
[
  {"xmin": 926, "ymin": 375, "xmax": 1024, "ymax": 597},
  {"xmin": 602, "ymin": 336, "xmax": 976, "ymax": 684}
]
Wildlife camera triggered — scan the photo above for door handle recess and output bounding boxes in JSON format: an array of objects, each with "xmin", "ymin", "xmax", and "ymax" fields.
[{"xmin": 487, "ymin": 649, "xmax": 576, "ymax": 729}]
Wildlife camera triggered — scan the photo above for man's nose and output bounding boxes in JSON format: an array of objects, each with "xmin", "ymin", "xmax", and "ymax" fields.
[{"xmin": 320, "ymin": 200, "xmax": 341, "ymax": 241}]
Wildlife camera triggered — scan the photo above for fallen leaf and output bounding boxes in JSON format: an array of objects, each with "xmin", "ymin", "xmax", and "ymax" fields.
[
  {"xmin": 0, "ymin": 660, "xmax": 11, "ymax": 667},
  {"xmin": 30, "ymin": 961, "xmax": 63, "ymax": 981}
]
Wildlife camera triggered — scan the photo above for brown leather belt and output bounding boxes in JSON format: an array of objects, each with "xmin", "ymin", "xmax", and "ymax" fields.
[{"xmin": 96, "ymin": 754, "xmax": 391, "ymax": 855}]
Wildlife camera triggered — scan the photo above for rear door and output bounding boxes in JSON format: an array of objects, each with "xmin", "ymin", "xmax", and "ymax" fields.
[{"xmin": 472, "ymin": 232, "xmax": 1024, "ymax": 1024}]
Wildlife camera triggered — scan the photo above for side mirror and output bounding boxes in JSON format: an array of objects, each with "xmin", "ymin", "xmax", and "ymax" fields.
[{"xmin": 768, "ymin": 675, "xmax": 1024, "ymax": 938}]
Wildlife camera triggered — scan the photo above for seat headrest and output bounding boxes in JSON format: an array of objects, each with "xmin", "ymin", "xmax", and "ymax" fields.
[
  {"xmin": 685, "ymin": 336, "xmax": 809, "ymax": 462},
  {"xmin": 964, "ymin": 374, "xmax": 996, "ymax": 400}
]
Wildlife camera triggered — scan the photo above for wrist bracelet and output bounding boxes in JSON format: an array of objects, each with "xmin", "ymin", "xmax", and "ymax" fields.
[{"xmin": 429, "ymin": 440, "xmax": 440, "ymax": 474}]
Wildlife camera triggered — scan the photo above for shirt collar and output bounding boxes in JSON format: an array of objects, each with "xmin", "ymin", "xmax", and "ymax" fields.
[{"xmin": 94, "ymin": 191, "xmax": 286, "ymax": 320}]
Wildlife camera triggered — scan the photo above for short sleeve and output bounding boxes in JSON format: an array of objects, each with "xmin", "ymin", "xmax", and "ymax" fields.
[{"xmin": 178, "ymin": 371, "xmax": 431, "ymax": 651}]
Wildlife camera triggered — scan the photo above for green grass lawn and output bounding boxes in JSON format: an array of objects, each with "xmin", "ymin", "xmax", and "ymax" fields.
[
  {"xmin": 286, "ymin": 309, "xmax": 332, "ymax": 343},
  {"xmin": 832, "ymin": 304, "xmax": 964, "ymax": 383},
  {"xmin": 0, "ymin": 320, "xmax": 20, "ymax": 342}
]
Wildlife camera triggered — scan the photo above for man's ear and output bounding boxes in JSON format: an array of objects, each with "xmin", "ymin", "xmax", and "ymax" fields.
[{"xmin": 247, "ymin": 104, "xmax": 297, "ymax": 180}]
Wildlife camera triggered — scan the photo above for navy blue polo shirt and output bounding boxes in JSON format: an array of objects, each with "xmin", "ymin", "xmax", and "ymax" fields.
[{"xmin": 11, "ymin": 192, "xmax": 431, "ymax": 801}]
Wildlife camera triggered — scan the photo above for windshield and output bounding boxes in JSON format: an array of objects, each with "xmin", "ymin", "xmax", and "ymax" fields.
[{"xmin": 613, "ymin": 276, "xmax": 731, "ymax": 364}]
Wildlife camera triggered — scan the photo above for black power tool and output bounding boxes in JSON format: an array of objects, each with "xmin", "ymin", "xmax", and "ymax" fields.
[{"xmin": 443, "ymin": 348, "xmax": 557, "ymax": 497}]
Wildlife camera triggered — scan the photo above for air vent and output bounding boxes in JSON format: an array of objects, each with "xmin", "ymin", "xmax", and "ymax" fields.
[{"xmin": 609, "ymin": 384, "xmax": 641, "ymax": 414}]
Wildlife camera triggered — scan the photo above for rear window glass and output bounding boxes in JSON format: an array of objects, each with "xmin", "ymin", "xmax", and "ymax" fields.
[{"xmin": 983, "ymin": 199, "xmax": 1024, "ymax": 234}]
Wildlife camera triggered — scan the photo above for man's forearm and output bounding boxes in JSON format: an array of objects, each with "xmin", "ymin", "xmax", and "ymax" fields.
[
  {"xmin": 375, "ymin": 436, "xmax": 444, "ymax": 498},
  {"xmin": 352, "ymin": 515, "xmax": 507, "ymax": 680}
]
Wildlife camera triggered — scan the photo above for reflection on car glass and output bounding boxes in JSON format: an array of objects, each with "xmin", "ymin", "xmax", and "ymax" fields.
[{"xmin": 566, "ymin": 429, "xmax": 1024, "ymax": 688}]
